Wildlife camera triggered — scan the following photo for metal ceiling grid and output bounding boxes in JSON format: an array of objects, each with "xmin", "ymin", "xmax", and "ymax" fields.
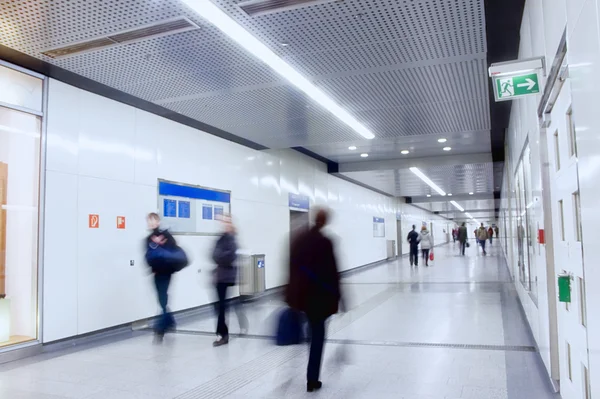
[
  {"xmin": 0, "ymin": 0, "xmax": 493, "ymax": 195},
  {"xmin": 342, "ymin": 162, "xmax": 494, "ymax": 197},
  {"xmin": 303, "ymin": 131, "xmax": 491, "ymax": 162}
]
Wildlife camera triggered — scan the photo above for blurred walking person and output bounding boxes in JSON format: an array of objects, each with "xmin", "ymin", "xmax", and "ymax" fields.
[
  {"xmin": 407, "ymin": 225, "xmax": 420, "ymax": 267},
  {"xmin": 287, "ymin": 208, "xmax": 341, "ymax": 393},
  {"xmin": 458, "ymin": 222, "xmax": 468, "ymax": 255},
  {"xmin": 418, "ymin": 226, "xmax": 433, "ymax": 266},
  {"xmin": 488, "ymin": 226, "xmax": 494, "ymax": 245},
  {"xmin": 212, "ymin": 215, "xmax": 247, "ymax": 346},
  {"xmin": 477, "ymin": 223, "xmax": 489, "ymax": 255},
  {"xmin": 145, "ymin": 213, "xmax": 178, "ymax": 341}
]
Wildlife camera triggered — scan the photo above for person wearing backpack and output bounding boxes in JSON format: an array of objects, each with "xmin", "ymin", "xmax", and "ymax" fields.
[
  {"xmin": 145, "ymin": 212, "xmax": 178, "ymax": 341},
  {"xmin": 212, "ymin": 215, "xmax": 242, "ymax": 347},
  {"xmin": 477, "ymin": 223, "xmax": 489, "ymax": 255}
]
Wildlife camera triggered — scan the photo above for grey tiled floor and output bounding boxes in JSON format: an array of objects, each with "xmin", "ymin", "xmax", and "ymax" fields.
[{"xmin": 0, "ymin": 242, "xmax": 560, "ymax": 398}]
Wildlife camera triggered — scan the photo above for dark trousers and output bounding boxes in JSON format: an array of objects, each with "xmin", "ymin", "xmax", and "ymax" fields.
[
  {"xmin": 480, "ymin": 239, "xmax": 487, "ymax": 254},
  {"xmin": 215, "ymin": 282, "xmax": 230, "ymax": 337},
  {"xmin": 154, "ymin": 274, "xmax": 174, "ymax": 334},
  {"xmin": 421, "ymin": 249, "xmax": 430, "ymax": 265},
  {"xmin": 307, "ymin": 316, "xmax": 326, "ymax": 383},
  {"xmin": 489, "ymin": 236, "xmax": 493, "ymax": 244},
  {"xmin": 409, "ymin": 246, "xmax": 419, "ymax": 266},
  {"xmin": 215, "ymin": 282, "xmax": 249, "ymax": 338},
  {"xmin": 460, "ymin": 241, "xmax": 466, "ymax": 255}
]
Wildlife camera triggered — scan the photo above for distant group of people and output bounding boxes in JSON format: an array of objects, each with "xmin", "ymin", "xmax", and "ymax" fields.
[
  {"xmin": 406, "ymin": 224, "xmax": 434, "ymax": 266},
  {"xmin": 451, "ymin": 223, "xmax": 499, "ymax": 256}
]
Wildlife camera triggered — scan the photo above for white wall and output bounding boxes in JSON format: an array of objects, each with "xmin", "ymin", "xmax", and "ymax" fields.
[
  {"xmin": 499, "ymin": 0, "xmax": 564, "ymax": 383},
  {"xmin": 41, "ymin": 79, "xmax": 449, "ymax": 342},
  {"xmin": 500, "ymin": 0, "xmax": 600, "ymax": 394}
]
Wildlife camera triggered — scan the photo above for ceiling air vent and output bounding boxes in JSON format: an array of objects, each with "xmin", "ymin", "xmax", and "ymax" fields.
[
  {"xmin": 42, "ymin": 17, "xmax": 198, "ymax": 59},
  {"xmin": 239, "ymin": 0, "xmax": 341, "ymax": 17}
]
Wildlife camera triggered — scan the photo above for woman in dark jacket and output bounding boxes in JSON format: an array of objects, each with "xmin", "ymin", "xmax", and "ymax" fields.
[
  {"xmin": 212, "ymin": 216, "xmax": 242, "ymax": 346},
  {"xmin": 286, "ymin": 209, "xmax": 341, "ymax": 392}
]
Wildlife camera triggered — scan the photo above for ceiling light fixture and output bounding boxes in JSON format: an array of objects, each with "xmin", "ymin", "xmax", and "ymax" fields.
[
  {"xmin": 438, "ymin": 138, "xmax": 447, "ymax": 143},
  {"xmin": 182, "ymin": 0, "xmax": 375, "ymax": 140},
  {"xmin": 361, "ymin": 153, "xmax": 369, "ymax": 158},
  {"xmin": 450, "ymin": 201, "xmax": 464, "ymax": 212},
  {"xmin": 348, "ymin": 146, "xmax": 357, "ymax": 150},
  {"xmin": 465, "ymin": 212, "xmax": 473, "ymax": 219},
  {"xmin": 409, "ymin": 167, "xmax": 446, "ymax": 196},
  {"xmin": 426, "ymin": 194, "xmax": 431, "ymax": 197},
  {"xmin": 469, "ymin": 192, "xmax": 474, "ymax": 195},
  {"xmin": 401, "ymin": 150, "xmax": 409, "ymax": 155},
  {"xmin": 443, "ymin": 147, "xmax": 452, "ymax": 151},
  {"xmin": 447, "ymin": 193, "xmax": 453, "ymax": 196}
]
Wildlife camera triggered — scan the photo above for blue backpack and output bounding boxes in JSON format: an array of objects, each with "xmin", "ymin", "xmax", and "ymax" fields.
[
  {"xmin": 276, "ymin": 308, "xmax": 305, "ymax": 346},
  {"xmin": 146, "ymin": 245, "xmax": 189, "ymax": 274}
]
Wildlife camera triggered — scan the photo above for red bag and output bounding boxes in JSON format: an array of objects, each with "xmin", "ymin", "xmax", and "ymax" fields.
[{"xmin": 429, "ymin": 252, "xmax": 434, "ymax": 261}]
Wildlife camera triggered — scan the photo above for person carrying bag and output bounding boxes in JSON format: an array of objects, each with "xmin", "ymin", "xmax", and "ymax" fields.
[{"xmin": 145, "ymin": 213, "xmax": 188, "ymax": 341}]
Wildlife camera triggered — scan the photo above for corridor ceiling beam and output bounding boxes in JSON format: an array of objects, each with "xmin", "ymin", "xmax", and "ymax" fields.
[
  {"xmin": 409, "ymin": 193, "xmax": 495, "ymax": 203},
  {"xmin": 338, "ymin": 153, "xmax": 492, "ymax": 173}
]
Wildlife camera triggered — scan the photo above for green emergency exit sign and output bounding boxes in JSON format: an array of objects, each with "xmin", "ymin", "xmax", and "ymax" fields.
[{"xmin": 493, "ymin": 73, "xmax": 540, "ymax": 101}]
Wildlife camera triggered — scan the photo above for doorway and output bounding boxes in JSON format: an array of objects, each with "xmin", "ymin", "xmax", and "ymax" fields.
[
  {"xmin": 396, "ymin": 218, "xmax": 403, "ymax": 256},
  {"xmin": 290, "ymin": 210, "xmax": 309, "ymax": 245}
]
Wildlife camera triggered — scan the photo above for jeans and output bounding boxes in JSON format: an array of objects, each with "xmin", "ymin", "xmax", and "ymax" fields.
[
  {"xmin": 154, "ymin": 274, "xmax": 174, "ymax": 334},
  {"xmin": 307, "ymin": 316, "xmax": 326, "ymax": 383},
  {"xmin": 480, "ymin": 239, "xmax": 487, "ymax": 254},
  {"xmin": 460, "ymin": 241, "xmax": 466, "ymax": 255},
  {"xmin": 421, "ymin": 249, "xmax": 430, "ymax": 265},
  {"xmin": 490, "ymin": 236, "xmax": 493, "ymax": 244},
  {"xmin": 409, "ymin": 246, "xmax": 419, "ymax": 266}
]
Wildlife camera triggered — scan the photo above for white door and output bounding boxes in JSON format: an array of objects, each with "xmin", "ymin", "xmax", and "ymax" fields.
[{"xmin": 545, "ymin": 75, "xmax": 590, "ymax": 398}]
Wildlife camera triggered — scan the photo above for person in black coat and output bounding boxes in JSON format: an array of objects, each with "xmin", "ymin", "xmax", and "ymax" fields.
[
  {"xmin": 286, "ymin": 208, "xmax": 341, "ymax": 392},
  {"xmin": 212, "ymin": 215, "xmax": 243, "ymax": 346},
  {"xmin": 407, "ymin": 225, "xmax": 420, "ymax": 266},
  {"xmin": 145, "ymin": 212, "xmax": 178, "ymax": 340}
]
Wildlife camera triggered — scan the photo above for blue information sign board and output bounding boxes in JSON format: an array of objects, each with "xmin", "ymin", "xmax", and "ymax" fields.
[
  {"xmin": 373, "ymin": 217, "xmax": 385, "ymax": 224},
  {"xmin": 178, "ymin": 201, "xmax": 191, "ymax": 218},
  {"xmin": 164, "ymin": 199, "xmax": 177, "ymax": 217},
  {"xmin": 214, "ymin": 205, "xmax": 224, "ymax": 219},
  {"xmin": 288, "ymin": 193, "xmax": 310, "ymax": 211}
]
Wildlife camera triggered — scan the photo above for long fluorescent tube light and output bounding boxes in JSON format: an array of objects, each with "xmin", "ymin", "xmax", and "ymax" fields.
[
  {"xmin": 465, "ymin": 212, "xmax": 473, "ymax": 219},
  {"xmin": 181, "ymin": 0, "xmax": 375, "ymax": 140},
  {"xmin": 450, "ymin": 201, "xmax": 464, "ymax": 212},
  {"xmin": 409, "ymin": 167, "xmax": 446, "ymax": 196}
]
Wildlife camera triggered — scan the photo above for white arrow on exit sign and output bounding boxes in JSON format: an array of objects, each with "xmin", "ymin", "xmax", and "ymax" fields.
[{"xmin": 516, "ymin": 78, "xmax": 536, "ymax": 91}]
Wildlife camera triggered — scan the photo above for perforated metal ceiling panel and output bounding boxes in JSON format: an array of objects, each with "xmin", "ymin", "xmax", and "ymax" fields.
[
  {"xmin": 342, "ymin": 162, "xmax": 494, "ymax": 198},
  {"xmin": 0, "ymin": 0, "xmax": 493, "ymax": 198}
]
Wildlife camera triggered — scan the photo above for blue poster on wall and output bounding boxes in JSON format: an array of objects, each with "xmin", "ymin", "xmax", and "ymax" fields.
[
  {"xmin": 214, "ymin": 205, "xmax": 224, "ymax": 219},
  {"xmin": 202, "ymin": 204, "xmax": 213, "ymax": 220},
  {"xmin": 164, "ymin": 199, "xmax": 177, "ymax": 217},
  {"xmin": 178, "ymin": 201, "xmax": 191, "ymax": 218},
  {"xmin": 289, "ymin": 193, "xmax": 310, "ymax": 212}
]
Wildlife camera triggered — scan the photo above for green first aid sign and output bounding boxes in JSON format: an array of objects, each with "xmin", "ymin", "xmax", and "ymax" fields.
[{"xmin": 493, "ymin": 73, "xmax": 540, "ymax": 101}]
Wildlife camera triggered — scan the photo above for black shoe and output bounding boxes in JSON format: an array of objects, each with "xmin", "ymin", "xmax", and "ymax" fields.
[
  {"xmin": 307, "ymin": 381, "xmax": 323, "ymax": 392},
  {"xmin": 213, "ymin": 336, "xmax": 229, "ymax": 347}
]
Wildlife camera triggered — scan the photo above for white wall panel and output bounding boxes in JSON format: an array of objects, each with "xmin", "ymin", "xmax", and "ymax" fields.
[
  {"xmin": 46, "ymin": 80, "xmax": 79, "ymax": 174},
  {"xmin": 42, "ymin": 171, "xmax": 78, "ymax": 342},
  {"xmin": 77, "ymin": 92, "xmax": 136, "ymax": 183},
  {"xmin": 567, "ymin": 0, "xmax": 600, "ymax": 393}
]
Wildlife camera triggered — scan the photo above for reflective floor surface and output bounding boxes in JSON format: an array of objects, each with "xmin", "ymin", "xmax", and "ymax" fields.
[{"xmin": 0, "ymin": 242, "xmax": 560, "ymax": 398}]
